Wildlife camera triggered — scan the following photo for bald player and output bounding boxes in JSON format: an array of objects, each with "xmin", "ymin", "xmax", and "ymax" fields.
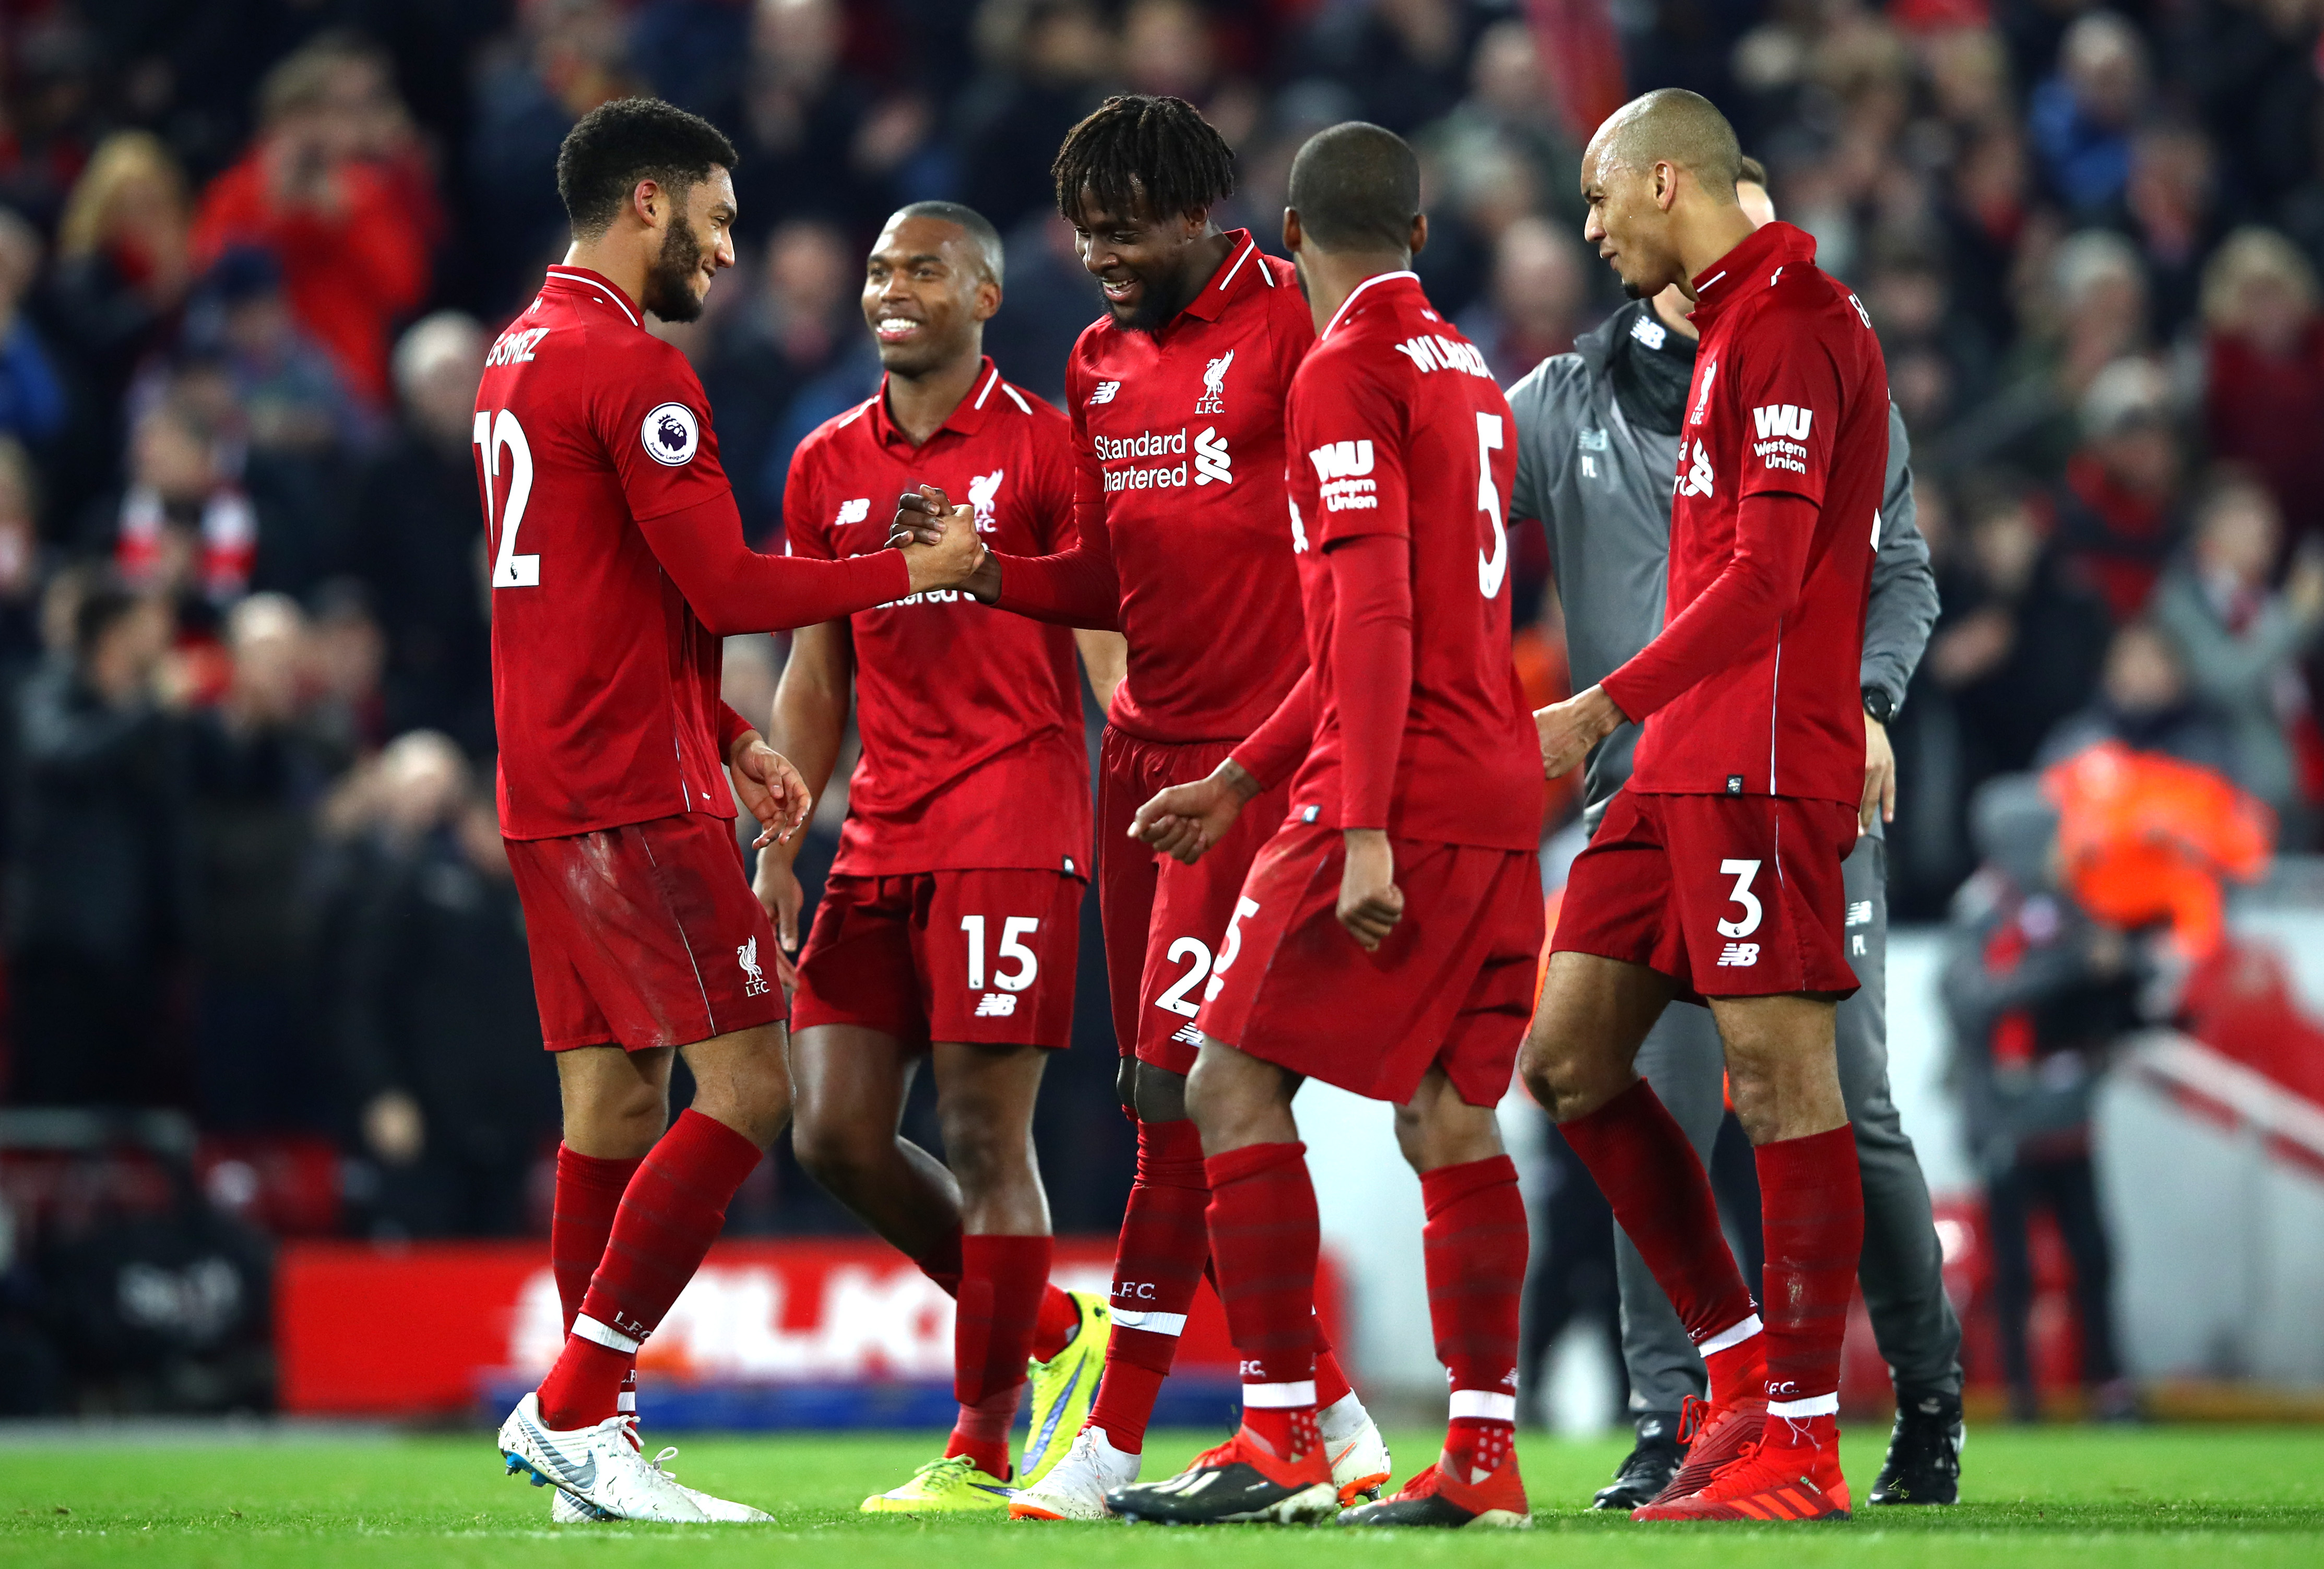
[{"xmin": 1519, "ymin": 89, "xmax": 1888, "ymax": 1523}]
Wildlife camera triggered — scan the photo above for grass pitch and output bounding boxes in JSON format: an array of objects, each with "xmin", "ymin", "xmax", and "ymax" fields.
[{"xmin": 3, "ymin": 1423, "xmax": 2319, "ymax": 1568}]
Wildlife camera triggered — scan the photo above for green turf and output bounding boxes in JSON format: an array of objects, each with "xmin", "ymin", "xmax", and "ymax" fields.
[{"xmin": 2, "ymin": 1424, "xmax": 2319, "ymax": 1567}]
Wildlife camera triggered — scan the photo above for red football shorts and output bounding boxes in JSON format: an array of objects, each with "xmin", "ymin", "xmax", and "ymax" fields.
[
  {"xmin": 505, "ymin": 811, "xmax": 786, "ymax": 1052},
  {"xmin": 1195, "ymin": 821, "xmax": 1545, "ymax": 1107},
  {"xmin": 1553, "ymin": 788, "xmax": 1860, "ymax": 1003},
  {"xmin": 1096, "ymin": 727, "xmax": 1293, "ymax": 1076},
  {"xmin": 790, "ymin": 869, "xmax": 1082, "ymax": 1048}
]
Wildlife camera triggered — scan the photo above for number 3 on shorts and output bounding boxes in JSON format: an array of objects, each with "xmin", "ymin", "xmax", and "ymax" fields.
[{"xmin": 1716, "ymin": 859, "xmax": 1763, "ymax": 938}]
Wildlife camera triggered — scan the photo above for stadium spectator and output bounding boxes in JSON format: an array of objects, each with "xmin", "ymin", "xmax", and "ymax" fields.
[
  {"xmin": 0, "ymin": 209, "xmax": 64, "ymax": 453},
  {"xmin": 99, "ymin": 394, "xmax": 258, "ymax": 609},
  {"xmin": 2119, "ymin": 124, "xmax": 2214, "ymax": 337},
  {"xmin": 1413, "ymin": 17, "xmax": 1586, "ymax": 240},
  {"xmin": 2052, "ymin": 358, "xmax": 2184, "ymax": 621},
  {"xmin": 348, "ymin": 313, "xmax": 492, "ymax": 752},
  {"xmin": 1295, "ymin": 0, "xmax": 1487, "ymax": 136},
  {"xmin": 2149, "ymin": 473, "xmax": 2324, "ymax": 836},
  {"xmin": 337, "ymin": 780, "xmax": 555, "ymax": 1239},
  {"xmin": 957, "ymin": 0, "xmax": 1114, "ymax": 233},
  {"xmin": 2199, "ymin": 227, "xmax": 2324, "ymax": 545},
  {"xmin": 2027, "ymin": 11, "xmax": 2150, "ymax": 218},
  {"xmin": 1459, "ymin": 215, "xmax": 1592, "ymax": 384},
  {"xmin": 0, "ymin": 437, "xmax": 45, "ymax": 673},
  {"xmin": 191, "ymin": 35, "xmax": 431, "ymax": 406},
  {"xmin": 6, "ymin": 581, "xmax": 189, "ymax": 1109},
  {"xmin": 1944, "ymin": 776, "xmax": 2139, "ymax": 1423},
  {"xmin": 703, "ymin": 220, "xmax": 859, "ymax": 537},
  {"xmin": 185, "ymin": 593, "xmax": 353, "ymax": 1134},
  {"xmin": 2040, "ymin": 618, "xmax": 2236, "ymax": 778},
  {"xmin": 184, "ymin": 246, "xmax": 365, "ymax": 458},
  {"xmin": 44, "ymin": 132, "xmax": 195, "ymax": 521}
]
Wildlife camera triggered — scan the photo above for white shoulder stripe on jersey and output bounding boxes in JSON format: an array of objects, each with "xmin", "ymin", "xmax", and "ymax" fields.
[
  {"xmin": 1216, "ymin": 237, "xmax": 1256, "ymax": 293},
  {"xmin": 973, "ymin": 366, "xmax": 1000, "ymax": 408},
  {"xmin": 1321, "ymin": 269, "xmax": 1419, "ymax": 339},
  {"xmin": 835, "ymin": 394, "xmax": 879, "ymax": 428},
  {"xmin": 1002, "ymin": 383, "xmax": 1031, "ymax": 414},
  {"xmin": 546, "ymin": 266, "xmax": 641, "ymax": 327}
]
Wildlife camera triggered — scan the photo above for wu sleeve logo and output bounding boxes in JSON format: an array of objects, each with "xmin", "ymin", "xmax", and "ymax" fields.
[
  {"xmin": 1750, "ymin": 406, "xmax": 1812, "ymax": 476},
  {"xmin": 642, "ymin": 402, "xmax": 700, "ymax": 465},
  {"xmin": 1195, "ymin": 350, "xmax": 1232, "ymax": 413},
  {"xmin": 1308, "ymin": 439, "xmax": 1376, "ymax": 513}
]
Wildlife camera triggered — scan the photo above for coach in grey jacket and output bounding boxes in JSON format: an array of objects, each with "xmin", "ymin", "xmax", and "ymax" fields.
[{"xmin": 1508, "ymin": 185, "xmax": 1963, "ymax": 1509}]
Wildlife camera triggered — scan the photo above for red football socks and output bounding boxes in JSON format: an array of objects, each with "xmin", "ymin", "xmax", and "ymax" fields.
[
  {"xmin": 1089, "ymin": 1115, "xmax": 1211, "ymax": 1452},
  {"xmin": 1755, "ymin": 1124, "xmax": 1862, "ymax": 1444},
  {"xmin": 551, "ymin": 1145, "xmax": 641, "ymax": 1332},
  {"xmin": 1206, "ymin": 1141, "xmax": 1322, "ymax": 1461},
  {"xmin": 1421, "ymin": 1156, "xmax": 1526, "ymax": 1480},
  {"xmin": 538, "ymin": 1110, "xmax": 764, "ymax": 1430},
  {"xmin": 1030, "ymin": 1280, "xmax": 1080, "ymax": 1363},
  {"xmin": 1560, "ymin": 1081, "xmax": 1757, "ymax": 1350},
  {"xmin": 944, "ymin": 1233, "xmax": 1052, "ymax": 1477}
]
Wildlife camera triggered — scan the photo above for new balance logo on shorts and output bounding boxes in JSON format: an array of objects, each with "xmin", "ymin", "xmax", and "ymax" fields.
[
  {"xmin": 974, "ymin": 993, "xmax": 1018, "ymax": 1018},
  {"xmin": 1717, "ymin": 942, "xmax": 1760, "ymax": 967},
  {"xmin": 1169, "ymin": 1020, "xmax": 1203, "ymax": 1046}
]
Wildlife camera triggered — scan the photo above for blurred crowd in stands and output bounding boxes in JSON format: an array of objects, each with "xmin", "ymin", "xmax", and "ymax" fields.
[{"xmin": 0, "ymin": 0, "xmax": 2318, "ymax": 1371}]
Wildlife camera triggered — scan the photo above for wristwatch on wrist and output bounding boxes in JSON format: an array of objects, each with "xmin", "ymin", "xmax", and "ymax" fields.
[{"xmin": 1863, "ymin": 688, "xmax": 1896, "ymax": 726}]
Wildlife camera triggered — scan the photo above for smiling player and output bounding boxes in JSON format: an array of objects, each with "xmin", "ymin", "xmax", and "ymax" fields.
[
  {"xmin": 761, "ymin": 201, "xmax": 1119, "ymax": 1513},
  {"xmin": 483, "ymin": 99, "xmax": 978, "ymax": 1524},
  {"xmin": 900, "ymin": 94, "xmax": 1389, "ymax": 1520}
]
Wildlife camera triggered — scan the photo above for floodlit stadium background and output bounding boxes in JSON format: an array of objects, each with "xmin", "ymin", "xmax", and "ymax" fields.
[{"xmin": 0, "ymin": 0, "xmax": 2318, "ymax": 1430}]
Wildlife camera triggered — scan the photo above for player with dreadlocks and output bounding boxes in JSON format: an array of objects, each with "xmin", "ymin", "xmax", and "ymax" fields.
[{"xmin": 898, "ymin": 94, "xmax": 1391, "ymax": 1520}]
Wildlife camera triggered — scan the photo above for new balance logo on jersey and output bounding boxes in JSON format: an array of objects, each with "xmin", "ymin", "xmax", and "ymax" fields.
[
  {"xmin": 1308, "ymin": 439, "xmax": 1377, "ymax": 512},
  {"xmin": 968, "ymin": 469, "xmax": 1004, "ymax": 533},
  {"xmin": 738, "ymin": 936, "xmax": 769, "ymax": 996},
  {"xmin": 836, "ymin": 497, "xmax": 871, "ymax": 526},
  {"xmin": 1717, "ymin": 942, "xmax": 1761, "ymax": 967},
  {"xmin": 1193, "ymin": 427, "xmax": 1232, "ymax": 485},
  {"xmin": 1196, "ymin": 350, "xmax": 1232, "ymax": 414},
  {"xmin": 1392, "ymin": 334, "xmax": 1494, "ymax": 378},
  {"xmin": 974, "ymin": 993, "xmax": 1018, "ymax": 1018},
  {"xmin": 1677, "ymin": 440, "xmax": 1714, "ymax": 497},
  {"xmin": 1089, "ymin": 380, "xmax": 1121, "ymax": 405}
]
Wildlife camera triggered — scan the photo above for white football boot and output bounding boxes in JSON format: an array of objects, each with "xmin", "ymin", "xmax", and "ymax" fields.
[
  {"xmin": 1320, "ymin": 1390, "xmax": 1393, "ymax": 1505},
  {"xmin": 1007, "ymin": 1426, "xmax": 1141, "ymax": 1520},
  {"xmin": 499, "ymin": 1392, "xmax": 706, "ymax": 1523},
  {"xmin": 547, "ymin": 1416, "xmax": 770, "ymax": 1523}
]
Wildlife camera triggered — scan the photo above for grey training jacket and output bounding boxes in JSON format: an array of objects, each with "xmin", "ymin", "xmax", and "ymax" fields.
[{"xmin": 1507, "ymin": 300, "xmax": 1937, "ymax": 831}]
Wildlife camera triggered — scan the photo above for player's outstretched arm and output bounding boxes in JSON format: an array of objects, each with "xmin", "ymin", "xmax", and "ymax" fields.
[
  {"xmin": 751, "ymin": 622, "xmax": 854, "ymax": 981},
  {"xmin": 894, "ymin": 466, "xmax": 1123, "ymax": 630},
  {"xmin": 1595, "ymin": 489, "xmax": 1818, "ymax": 732},
  {"xmin": 636, "ymin": 488, "xmax": 918, "ymax": 634}
]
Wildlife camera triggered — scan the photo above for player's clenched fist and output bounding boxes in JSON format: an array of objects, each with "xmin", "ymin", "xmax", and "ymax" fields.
[
  {"xmin": 1131, "ymin": 758, "xmax": 1262, "ymax": 865},
  {"xmin": 1336, "ymin": 829, "xmax": 1404, "ymax": 950},
  {"xmin": 1535, "ymin": 684, "xmax": 1626, "ymax": 781}
]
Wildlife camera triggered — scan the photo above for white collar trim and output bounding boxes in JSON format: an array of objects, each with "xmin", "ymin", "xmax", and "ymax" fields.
[{"xmin": 1323, "ymin": 270, "xmax": 1419, "ymax": 339}]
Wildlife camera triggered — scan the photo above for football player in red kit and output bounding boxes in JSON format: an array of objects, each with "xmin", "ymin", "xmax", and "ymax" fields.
[
  {"xmin": 896, "ymin": 96, "xmax": 1388, "ymax": 1519},
  {"xmin": 1103, "ymin": 122, "xmax": 1545, "ymax": 1530},
  {"xmin": 485, "ymin": 100, "xmax": 977, "ymax": 1523},
  {"xmin": 758, "ymin": 201, "xmax": 1120, "ymax": 1512},
  {"xmin": 1521, "ymin": 90, "xmax": 1888, "ymax": 1522}
]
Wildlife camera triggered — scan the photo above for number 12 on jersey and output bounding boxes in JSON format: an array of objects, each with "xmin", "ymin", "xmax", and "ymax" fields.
[{"xmin": 475, "ymin": 409, "xmax": 539, "ymax": 589}]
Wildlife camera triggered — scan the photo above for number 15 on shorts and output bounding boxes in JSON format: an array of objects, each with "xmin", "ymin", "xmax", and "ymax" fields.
[
  {"xmin": 961, "ymin": 914, "xmax": 1040, "ymax": 992},
  {"xmin": 1715, "ymin": 859, "xmax": 1762, "ymax": 968}
]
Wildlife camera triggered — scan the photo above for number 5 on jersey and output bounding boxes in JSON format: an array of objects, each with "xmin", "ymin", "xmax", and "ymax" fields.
[{"xmin": 475, "ymin": 409, "xmax": 539, "ymax": 588}]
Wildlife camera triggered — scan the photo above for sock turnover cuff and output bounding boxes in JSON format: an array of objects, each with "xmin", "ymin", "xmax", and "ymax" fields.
[
  {"xmin": 1204, "ymin": 1139, "xmax": 1306, "ymax": 1188},
  {"xmin": 1419, "ymin": 1154, "xmax": 1520, "ymax": 1217}
]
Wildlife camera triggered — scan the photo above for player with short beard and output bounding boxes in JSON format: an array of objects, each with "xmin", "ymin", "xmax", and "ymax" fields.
[
  {"xmin": 758, "ymin": 201, "xmax": 1122, "ymax": 1513},
  {"xmin": 900, "ymin": 94, "xmax": 1390, "ymax": 1522},
  {"xmin": 484, "ymin": 98, "xmax": 979, "ymax": 1525}
]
